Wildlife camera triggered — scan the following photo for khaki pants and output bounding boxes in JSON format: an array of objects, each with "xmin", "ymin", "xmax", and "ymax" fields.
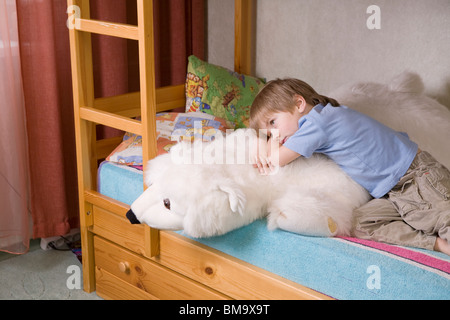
[{"xmin": 352, "ymin": 151, "xmax": 450, "ymax": 250}]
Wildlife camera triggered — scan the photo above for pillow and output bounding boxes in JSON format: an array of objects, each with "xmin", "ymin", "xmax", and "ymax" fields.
[
  {"xmin": 185, "ymin": 55, "xmax": 265, "ymax": 128},
  {"xmin": 106, "ymin": 112, "xmax": 231, "ymax": 169}
]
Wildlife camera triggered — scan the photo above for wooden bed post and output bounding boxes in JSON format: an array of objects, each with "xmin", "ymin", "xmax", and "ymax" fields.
[
  {"xmin": 235, "ymin": 0, "xmax": 255, "ymax": 75},
  {"xmin": 136, "ymin": 0, "xmax": 160, "ymax": 258},
  {"xmin": 68, "ymin": 0, "xmax": 96, "ymax": 292}
]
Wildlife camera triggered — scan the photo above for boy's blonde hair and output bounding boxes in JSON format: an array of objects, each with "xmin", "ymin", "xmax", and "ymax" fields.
[{"xmin": 249, "ymin": 78, "xmax": 339, "ymax": 130}]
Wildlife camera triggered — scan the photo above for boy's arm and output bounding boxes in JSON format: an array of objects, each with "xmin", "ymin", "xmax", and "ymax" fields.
[
  {"xmin": 272, "ymin": 145, "xmax": 301, "ymax": 167},
  {"xmin": 254, "ymin": 138, "xmax": 301, "ymax": 174}
]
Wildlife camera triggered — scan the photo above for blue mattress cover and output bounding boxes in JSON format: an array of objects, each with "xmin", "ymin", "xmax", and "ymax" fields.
[{"xmin": 98, "ymin": 161, "xmax": 450, "ymax": 300}]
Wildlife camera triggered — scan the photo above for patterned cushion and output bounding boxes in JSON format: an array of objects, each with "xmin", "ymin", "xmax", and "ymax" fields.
[
  {"xmin": 185, "ymin": 55, "xmax": 265, "ymax": 128},
  {"xmin": 106, "ymin": 112, "xmax": 230, "ymax": 169}
]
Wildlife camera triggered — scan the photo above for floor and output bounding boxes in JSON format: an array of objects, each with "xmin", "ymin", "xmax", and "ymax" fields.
[{"xmin": 0, "ymin": 239, "xmax": 101, "ymax": 300}]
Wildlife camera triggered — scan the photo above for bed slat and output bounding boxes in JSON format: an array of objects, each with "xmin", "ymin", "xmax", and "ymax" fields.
[
  {"xmin": 93, "ymin": 92, "xmax": 141, "ymax": 117},
  {"xmin": 153, "ymin": 84, "xmax": 186, "ymax": 112},
  {"xmin": 92, "ymin": 84, "xmax": 186, "ymax": 116},
  {"xmin": 96, "ymin": 136, "xmax": 123, "ymax": 160}
]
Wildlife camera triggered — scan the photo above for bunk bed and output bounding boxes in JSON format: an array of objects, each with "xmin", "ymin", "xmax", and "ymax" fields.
[{"xmin": 68, "ymin": 0, "xmax": 450, "ymax": 300}]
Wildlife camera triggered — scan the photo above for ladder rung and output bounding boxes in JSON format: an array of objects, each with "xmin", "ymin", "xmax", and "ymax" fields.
[
  {"xmin": 80, "ymin": 106, "xmax": 143, "ymax": 135},
  {"xmin": 76, "ymin": 18, "xmax": 139, "ymax": 40}
]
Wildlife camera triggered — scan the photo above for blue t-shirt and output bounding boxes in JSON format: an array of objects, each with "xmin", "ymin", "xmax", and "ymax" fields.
[{"xmin": 283, "ymin": 104, "xmax": 418, "ymax": 198}]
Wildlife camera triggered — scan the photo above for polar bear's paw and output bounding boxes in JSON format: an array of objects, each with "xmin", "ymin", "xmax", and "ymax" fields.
[
  {"xmin": 266, "ymin": 209, "xmax": 285, "ymax": 231},
  {"xmin": 267, "ymin": 206, "xmax": 339, "ymax": 237},
  {"xmin": 327, "ymin": 217, "xmax": 338, "ymax": 235}
]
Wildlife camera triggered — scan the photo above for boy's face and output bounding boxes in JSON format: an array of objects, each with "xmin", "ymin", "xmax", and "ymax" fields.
[
  {"xmin": 263, "ymin": 95, "xmax": 313, "ymax": 144},
  {"xmin": 266, "ymin": 110, "xmax": 302, "ymax": 145}
]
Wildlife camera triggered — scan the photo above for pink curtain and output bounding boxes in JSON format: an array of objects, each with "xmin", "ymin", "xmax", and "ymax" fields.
[
  {"xmin": 17, "ymin": 0, "xmax": 80, "ymax": 239},
  {"xmin": 0, "ymin": 0, "xmax": 31, "ymax": 254},
  {"xmin": 7, "ymin": 0, "xmax": 205, "ymax": 245}
]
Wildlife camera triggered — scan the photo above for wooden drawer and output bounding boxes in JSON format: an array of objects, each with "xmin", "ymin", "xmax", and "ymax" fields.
[
  {"xmin": 92, "ymin": 204, "xmax": 146, "ymax": 255},
  {"xmin": 95, "ymin": 267, "xmax": 158, "ymax": 300},
  {"xmin": 94, "ymin": 236, "xmax": 230, "ymax": 300},
  {"xmin": 157, "ymin": 232, "xmax": 330, "ymax": 300},
  {"xmin": 85, "ymin": 191, "xmax": 158, "ymax": 257}
]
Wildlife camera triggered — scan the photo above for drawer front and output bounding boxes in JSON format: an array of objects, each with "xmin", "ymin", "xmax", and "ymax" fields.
[
  {"xmin": 86, "ymin": 191, "xmax": 158, "ymax": 257},
  {"xmin": 92, "ymin": 205, "xmax": 146, "ymax": 255},
  {"xmin": 158, "ymin": 232, "xmax": 330, "ymax": 300},
  {"xmin": 94, "ymin": 236, "xmax": 229, "ymax": 300},
  {"xmin": 95, "ymin": 267, "xmax": 158, "ymax": 300}
]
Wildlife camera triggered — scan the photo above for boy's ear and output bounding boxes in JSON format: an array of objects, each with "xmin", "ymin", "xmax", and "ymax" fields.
[{"xmin": 294, "ymin": 95, "xmax": 307, "ymax": 113}]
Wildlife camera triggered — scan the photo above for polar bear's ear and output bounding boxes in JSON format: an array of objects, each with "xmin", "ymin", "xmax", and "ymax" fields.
[
  {"xmin": 388, "ymin": 71, "xmax": 424, "ymax": 94},
  {"xmin": 219, "ymin": 184, "xmax": 246, "ymax": 216},
  {"xmin": 144, "ymin": 153, "xmax": 172, "ymax": 186}
]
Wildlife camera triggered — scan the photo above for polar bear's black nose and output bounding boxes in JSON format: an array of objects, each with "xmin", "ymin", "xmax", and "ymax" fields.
[{"xmin": 126, "ymin": 209, "xmax": 141, "ymax": 224}]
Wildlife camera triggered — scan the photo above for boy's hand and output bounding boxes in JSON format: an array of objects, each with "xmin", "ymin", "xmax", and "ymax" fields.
[
  {"xmin": 254, "ymin": 154, "xmax": 274, "ymax": 175},
  {"xmin": 252, "ymin": 136, "xmax": 278, "ymax": 175},
  {"xmin": 251, "ymin": 134, "xmax": 301, "ymax": 174}
]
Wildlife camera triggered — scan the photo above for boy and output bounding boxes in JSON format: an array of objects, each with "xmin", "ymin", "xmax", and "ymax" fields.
[{"xmin": 250, "ymin": 78, "xmax": 450, "ymax": 255}]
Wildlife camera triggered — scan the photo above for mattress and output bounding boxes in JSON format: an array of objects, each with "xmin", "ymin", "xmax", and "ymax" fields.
[
  {"xmin": 98, "ymin": 161, "xmax": 144, "ymax": 206},
  {"xmin": 98, "ymin": 160, "xmax": 450, "ymax": 300}
]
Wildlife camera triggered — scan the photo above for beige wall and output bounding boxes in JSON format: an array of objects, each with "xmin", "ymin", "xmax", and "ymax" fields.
[{"xmin": 207, "ymin": 0, "xmax": 450, "ymax": 109}]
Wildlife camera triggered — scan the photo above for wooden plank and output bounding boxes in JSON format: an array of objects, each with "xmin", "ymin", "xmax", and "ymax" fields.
[
  {"xmin": 137, "ymin": 0, "xmax": 160, "ymax": 257},
  {"xmin": 67, "ymin": 0, "xmax": 96, "ymax": 293},
  {"xmin": 92, "ymin": 205, "xmax": 147, "ymax": 256},
  {"xmin": 93, "ymin": 92, "xmax": 141, "ymax": 117},
  {"xmin": 96, "ymin": 136, "xmax": 124, "ymax": 160},
  {"xmin": 137, "ymin": 0, "xmax": 158, "ymax": 163},
  {"xmin": 92, "ymin": 84, "xmax": 186, "ymax": 116},
  {"xmin": 85, "ymin": 191, "xmax": 161, "ymax": 261},
  {"xmin": 95, "ymin": 237, "xmax": 230, "ymax": 300},
  {"xmin": 234, "ymin": 0, "xmax": 254, "ymax": 75},
  {"xmin": 76, "ymin": 18, "xmax": 139, "ymax": 40},
  {"xmin": 158, "ymin": 231, "xmax": 332, "ymax": 300},
  {"xmin": 95, "ymin": 267, "xmax": 159, "ymax": 300},
  {"xmin": 154, "ymin": 84, "xmax": 186, "ymax": 112},
  {"xmin": 84, "ymin": 190, "xmax": 129, "ymax": 217},
  {"xmin": 80, "ymin": 106, "xmax": 142, "ymax": 135}
]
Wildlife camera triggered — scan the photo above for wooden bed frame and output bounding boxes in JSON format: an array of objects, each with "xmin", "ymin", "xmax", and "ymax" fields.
[{"xmin": 68, "ymin": 0, "xmax": 330, "ymax": 300}]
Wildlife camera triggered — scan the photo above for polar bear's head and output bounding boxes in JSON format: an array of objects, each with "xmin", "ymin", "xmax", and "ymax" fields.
[
  {"xmin": 126, "ymin": 130, "xmax": 270, "ymax": 238},
  {"xmin": 126, "ymin": 151, "xmax": 249, "ymax": 238}
]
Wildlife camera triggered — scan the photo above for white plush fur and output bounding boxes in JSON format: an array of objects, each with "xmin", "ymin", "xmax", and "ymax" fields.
[
  {"xmin": 130, "ymin": 129, "xmax": 370, "ymax": 238},
  {"xmin": 129, "ymin": 71, "xmax": 450, "ymax": 238},
  {"xmin": 331, "ymin": 71, "xmax": 450, "ymax": 169}
]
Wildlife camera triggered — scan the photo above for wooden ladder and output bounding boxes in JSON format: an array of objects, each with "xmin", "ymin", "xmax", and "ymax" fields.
[
  {"xmin": 67, "ymin": 0, "xmax": 166, "ymax": 292},
  {"xmin": 67, "ymin": 0, "xmax": 254, "ymax": 293}
]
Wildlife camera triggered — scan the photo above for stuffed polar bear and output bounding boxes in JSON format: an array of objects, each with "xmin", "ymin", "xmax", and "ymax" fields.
[
  {"xmin": 127, "ymin": 71, "xmax": 450, "ymax": 238},
  {"xmin": 127, "ymin": 129, "xmax": 371, "ymax": 238}
]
